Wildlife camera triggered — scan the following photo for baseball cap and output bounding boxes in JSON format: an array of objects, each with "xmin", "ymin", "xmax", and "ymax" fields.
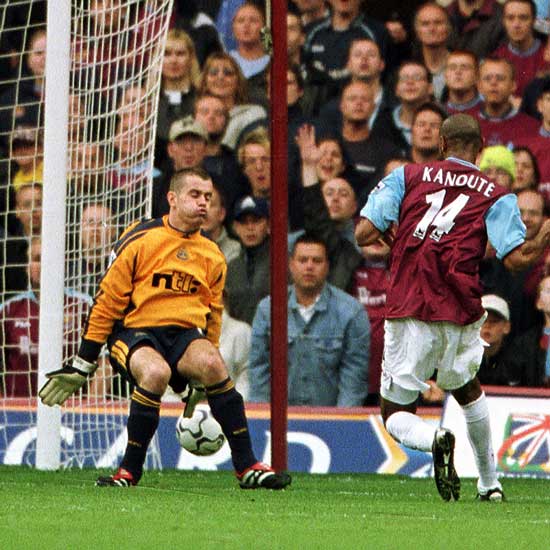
[
  {"xmin": 233, "ymin": 196, "xmax": 269, "ymax": 221},
  {"xmin": 169, "ymin": 116, "xmax": 208, "ymax": 142},
  {"xmin": 481, "ymin": 294, "xmax": 510, "ymax": 321},
  {"xmin": 479, "ymin": 145, "xmax": 516, "ymax": 181}
]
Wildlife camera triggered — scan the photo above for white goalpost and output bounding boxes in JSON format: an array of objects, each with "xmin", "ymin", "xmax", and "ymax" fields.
[{"xmin": 0, "ymin": 0, "xmax": 174, "ymax": 470}]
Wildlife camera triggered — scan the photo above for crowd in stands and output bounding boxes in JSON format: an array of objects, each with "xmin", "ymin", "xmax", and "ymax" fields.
[{"xmin": 2, "ymin": 0, "xmax": 550, "ymax": 402}]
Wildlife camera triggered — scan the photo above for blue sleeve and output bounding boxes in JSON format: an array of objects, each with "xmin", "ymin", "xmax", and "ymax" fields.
[
  {"xmin": 485, "ymin": 194, "xmax": 526, "ymax": 260},
  {"xmin": 359, "ymin": 166, "xmax": 405, "ymax": 233}
]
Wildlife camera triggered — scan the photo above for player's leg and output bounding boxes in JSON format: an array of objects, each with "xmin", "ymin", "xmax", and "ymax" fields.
[
  {"xmin": 381, "ymin": 318, "xmax": 439, "ymax": 451},
  {"xmin": 451, "ymin": 377, "xmax": 503, "ymax": 501},
  {"xmin": 97, "ymin": 331, "xmax": 170, "ymax": 487},
  {"xmin": 381, "ymin": 319, "xmax": 459, "ymax": 501},
  {"xmin": 177, "ymin": 338, "xmax": 291, "ymax": 489},
  {"xmin": 439, "ymin": 317, "xmax": 503, "ymax": 501}
]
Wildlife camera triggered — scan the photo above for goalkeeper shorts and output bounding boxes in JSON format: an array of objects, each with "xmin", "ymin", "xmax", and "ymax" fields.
[{"xmin": 107, "ymin": 324, "xmax": 206, "ymax": 392}]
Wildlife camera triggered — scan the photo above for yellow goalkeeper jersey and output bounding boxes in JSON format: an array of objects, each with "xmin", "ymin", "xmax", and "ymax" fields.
[{"xmin": 81, "ymin": 216, "xmax": 226, "ymax": 353}]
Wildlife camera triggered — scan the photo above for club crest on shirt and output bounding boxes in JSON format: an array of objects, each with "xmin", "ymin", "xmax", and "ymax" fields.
[{"xmin": 176, "ymin": 248, "xmax": 188, "ymax": 260}]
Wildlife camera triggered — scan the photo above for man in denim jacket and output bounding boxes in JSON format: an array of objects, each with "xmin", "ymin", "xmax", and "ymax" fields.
[{"xmin": 248, "ymin": 233, "xmax": 370, "ymax": 406}]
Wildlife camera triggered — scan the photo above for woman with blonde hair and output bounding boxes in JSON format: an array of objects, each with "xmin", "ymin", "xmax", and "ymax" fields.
[
  {"xmin": 198, "ymin": 51, "xmax": 267, "ymax": 150},
  {"xmin": 155, "ymin": 29, "xmax": 200, "ymax": 165}
]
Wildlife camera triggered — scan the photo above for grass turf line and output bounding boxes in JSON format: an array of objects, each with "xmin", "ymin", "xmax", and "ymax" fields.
[{"xmin": 1, "ymin": 467, "xmax": 549, "ymax": 550}]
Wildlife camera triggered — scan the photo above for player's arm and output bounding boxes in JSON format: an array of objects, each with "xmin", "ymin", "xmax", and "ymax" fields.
[
  {"xmin": 504, "ymin": 219, "xmax": 550, "ymax": 271},
  {"xmin": 39, "ymin": 242, "xmax": 136, "ymax": 407},
  {"xmin": 355, "ymin": 166, "xmax": 405, "ymax": 247},
  {"xmin": 486, "ymin": 195, "xmax": 550, "ymax": 272},
  {"xmin": 355, "ymin": 217, "xmax": 383, "ymax": 247}
]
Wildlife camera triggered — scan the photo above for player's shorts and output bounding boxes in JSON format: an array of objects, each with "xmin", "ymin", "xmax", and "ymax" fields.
[
  {"xmin": 107, "ymin": 324, "xmax": 206, "ymax": 393},
  {"xmin": 380, "ymin": 315, "xmax": 486, "ymax": 405}
]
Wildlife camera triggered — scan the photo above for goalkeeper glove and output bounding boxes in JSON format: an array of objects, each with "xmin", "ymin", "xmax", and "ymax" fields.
[{"xmin": 39, "ymin": 356, "xmax": 97, "ymax": 406}]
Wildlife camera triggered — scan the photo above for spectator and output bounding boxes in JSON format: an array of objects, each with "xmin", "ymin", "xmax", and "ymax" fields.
[
  {"xmin": 236, "ymin": 128, "xmax": 271, "ymax": 201},
  {"xmin": 111, "ymin": 109, "xmax": 161, "ymax": 194},
  {"xmin": 3, "ymin": 183, "xmax": 42, "ymax": 296},
  {"xmin": 9, "ymin": 125, "xmax": 43, "ymax": 192},
  {"xmin": 0, "ymin": 27, "xmax": 45, "ymax": 135},
  {"xmin": 201, "ymin": 184, "xmax": 242, "ymax": 263},
  {"xmin": 492, "ymin": 0, "xmax": 550, "ymax": 100},
  {"xmin": 215, "ymin": 0, "xmax": 246, "ymax": 52},
  {"xmin": 229, "ymin": 2, "xmax": 270, "ymax": 80},
  {"xmin": 409, "ymin": 102, "xmax": 447, "ymax": 163},
  {"xmin": 155, "ymin": 29, "xmax": 201, "ymax": 167},
  {"xmin": 375, "ymin": 61, "xmax": 433, "ymax": 151},
  {"xmin": 446, "ymin": 0, "xmax": 505, "ymax": 59},
  {"xmin": 198, "ymin": 52, "xmax": 267, "ymax": 150},
  {"xmin": 291, "ymin": 0, "xmax": 329, "ymax": 36},
  {"xmin": 298, "ymin": 124, "xmax": 392, "ymax": 403},
  {"xmin": 220, "ymin": 292, "xmax": 251, "ymax": 400},
  {"xmin": 316, "ymin": 38, "xmax": 392, "ymax": 135},
  {"xmin": 67, "ymin": 202, "xmax": 118, "ymax": 298},
  {"xmin": 479, "ymin": 145, "xmax": 516, "ymax": 189},
  {"xmin": 297, "ymin": 123, "xmax": 363, "ymax": 286},
  {"xmin": 443, "ymin": 49, "xmax": 483, "ymax": 116},
  {"xmin": 225, "ymin": 196, "xmax": 270, "ymax": 324},
  {"xmin": 172, "ymin": 0, "xmax": 222, "ymax": 66},
  {"xmin": 513, "ymin": 145, "xmax": 540, "ymax": 193},
  {"xmin": 303, "ymin": 0, "xmax": 388, "ymax": 88},
  {"xmin": 477, "ymin": 57, "xmax": 540, "ymax": 147},
  {"xmin": 478, "ymin": 294, "xmax": 513, "ymax": 385},
  {"xmin": 516, "ymin": 81, "xmax": 550, "ymax": 201},
  {"xmin": 412, "ymin": 2, "xmax": 452, "ymax": 101},
  {"xmin": 248, "ymin": 234, "xmax": 370, "ymax": 406},
  {"xmin": 338, "ymin": 80, "xmax": 405, "ymax": 190},
  {"xmin": 68, "ymin": 142, "xmax": 107, "ymax": 196},
  {"xmin": 0, "ymin": 236, "xmax": 92, "ymax": 397},
  {"xmin": 287, "ymin": 65, "xmax": 310, "ymax": 136},
  {"xmin": 194, "ymin": 93, "xmax": 246, "ymax": 212},
  {"xmin": 287, "ymin": 11, "xmax": 306, "ymax": 70},
  {"xmin": 506, "ymin": 274, "xmax": 550, "ymax": 386},
  {"xmin": 296, "ymin": 125, "xmax": 363, "ymax": 186}
]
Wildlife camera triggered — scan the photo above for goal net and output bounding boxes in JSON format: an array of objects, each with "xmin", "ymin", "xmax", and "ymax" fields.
[{"xmin": 0, "ymin": 0, "xmax": 174, "ymax": 469}]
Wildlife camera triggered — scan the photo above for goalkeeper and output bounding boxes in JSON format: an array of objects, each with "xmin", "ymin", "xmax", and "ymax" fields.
[{"xmin": 39, "ymin": 167, "xmax": 291, "ymax": 490}]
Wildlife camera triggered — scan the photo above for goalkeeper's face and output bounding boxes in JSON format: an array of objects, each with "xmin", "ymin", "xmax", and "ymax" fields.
[{"xmin": 168, "ymin": 175, "xmax": 213, "ymax": 233}]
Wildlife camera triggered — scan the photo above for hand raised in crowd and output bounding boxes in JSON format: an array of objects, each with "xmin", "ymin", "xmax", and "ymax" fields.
[
  {"xmin": 296, "ymin": 124, "xmax": 321, "ymax": 167},
  {"xmin": 296, "ymin": 124, "xmax": 323, "ymax": 188}
]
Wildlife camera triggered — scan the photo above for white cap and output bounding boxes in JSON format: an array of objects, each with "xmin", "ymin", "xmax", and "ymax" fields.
[{"xmin": 481, "ymin": 294, "xmax": 510, "ymax": 321}]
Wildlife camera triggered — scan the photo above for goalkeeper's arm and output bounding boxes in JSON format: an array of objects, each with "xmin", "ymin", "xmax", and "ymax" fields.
[{"xmin": 38, "ymin": 339, "xmax": 103, "ymax": 406}]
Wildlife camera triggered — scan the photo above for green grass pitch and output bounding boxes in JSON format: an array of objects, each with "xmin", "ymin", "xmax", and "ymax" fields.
[{"xmin": 1, "ymin": 467, "xmax": 549, "ymax": 550}]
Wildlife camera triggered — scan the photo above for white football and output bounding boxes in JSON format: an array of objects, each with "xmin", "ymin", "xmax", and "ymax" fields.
[{"xmin": 176, "ymin": 408, "xmax": 225, "ymax": 456}]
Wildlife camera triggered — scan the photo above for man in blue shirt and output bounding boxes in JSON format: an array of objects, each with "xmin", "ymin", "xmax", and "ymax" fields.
[{"xmin": 248, "ymin": 233, "xmax": 370, "ymax": 406}]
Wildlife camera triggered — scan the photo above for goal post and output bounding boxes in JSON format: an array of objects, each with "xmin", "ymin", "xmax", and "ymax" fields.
[{"xmin": 35, "ymin": 0, "xmax": 72, "ymax": 470}]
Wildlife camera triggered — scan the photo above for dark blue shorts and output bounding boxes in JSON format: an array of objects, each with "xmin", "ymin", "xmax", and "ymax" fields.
[{"xmin": 107, "ymin": 324, "xmax": 206, "ymax": 393}]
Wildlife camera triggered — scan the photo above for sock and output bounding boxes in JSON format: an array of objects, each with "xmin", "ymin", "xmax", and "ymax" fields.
[
  {"xmin": 385, "ymin": 411, "xmax": 436, "ymax": 452},
  {"xmin": 206, "ymin": 377, "xmax": 256, "ymax": 473},
  {"xmin": 120, "ymin": 385, "xmax": 161, "ymax": 481},
  {"xmin": 461, "ymin": 393, "xmax": 500, "ymax": 492}
]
